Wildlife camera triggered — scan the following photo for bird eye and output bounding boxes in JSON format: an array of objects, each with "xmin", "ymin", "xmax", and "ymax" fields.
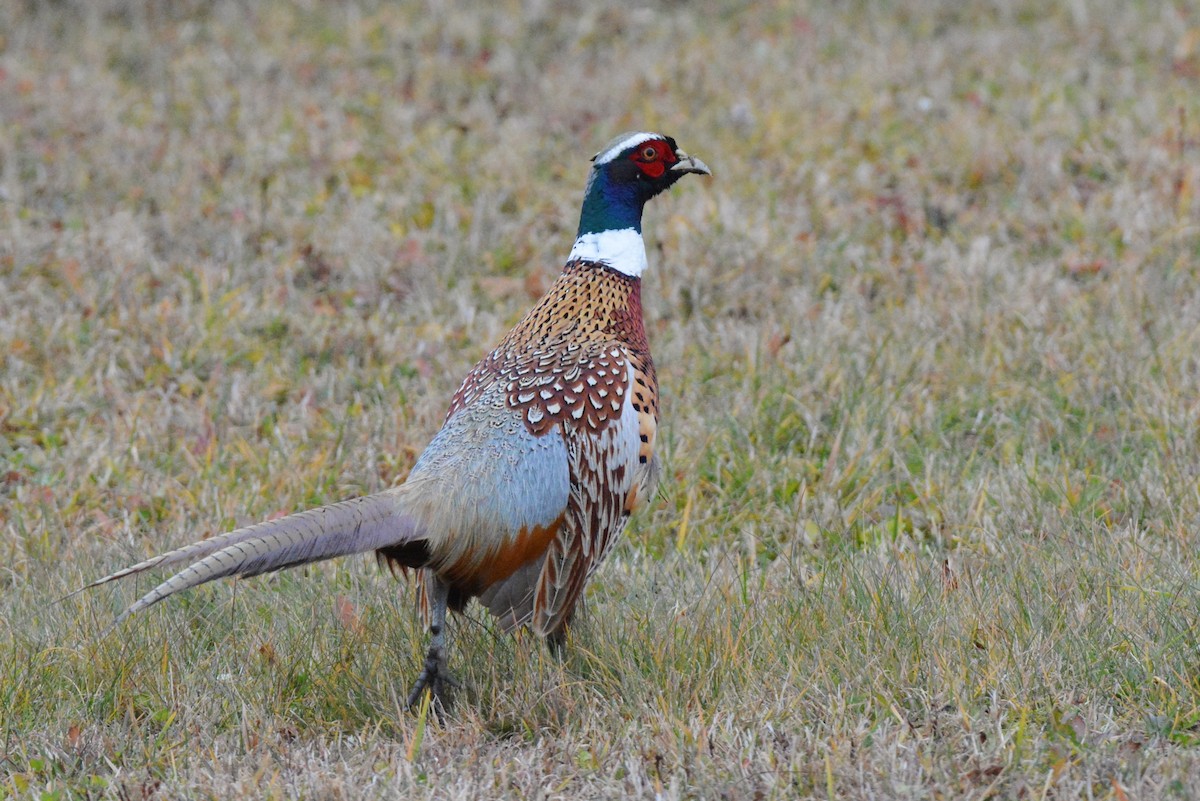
[{"xmin": 641, "ymin": 145, "xmax": 658, "ymax": 161}]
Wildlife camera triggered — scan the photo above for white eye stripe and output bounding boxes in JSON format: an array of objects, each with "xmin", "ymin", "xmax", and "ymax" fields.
[{"xmin": 593, "ymin": 132, "xmax": 660, "ymax": 165}]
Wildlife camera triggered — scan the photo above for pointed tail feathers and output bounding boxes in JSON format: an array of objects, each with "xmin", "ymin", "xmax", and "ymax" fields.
[{"xmin": 76, "ymin": 490, "xmax": 422, "ymax": 626}]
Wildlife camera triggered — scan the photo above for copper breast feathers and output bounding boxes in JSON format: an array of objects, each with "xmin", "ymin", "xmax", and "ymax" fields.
[{"xmin": 447, "ymin": 261, "xmax": 658, "ymax": 438}]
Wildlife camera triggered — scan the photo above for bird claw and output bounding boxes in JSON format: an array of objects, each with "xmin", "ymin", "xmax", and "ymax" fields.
[{"xmin": 406, "ymin": 646, "xmax": 459, "ymax": 713}]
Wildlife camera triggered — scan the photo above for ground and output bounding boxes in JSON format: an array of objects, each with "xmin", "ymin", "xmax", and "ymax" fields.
[{"xmin": 3, "ymin": 0, "xmax": 1200, "ymax": 798}]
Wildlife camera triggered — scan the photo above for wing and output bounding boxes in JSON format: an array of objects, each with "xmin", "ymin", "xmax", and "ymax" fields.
[{"xmin": 530, "ymin": 361, "xmax": 643, "ymax": 638}]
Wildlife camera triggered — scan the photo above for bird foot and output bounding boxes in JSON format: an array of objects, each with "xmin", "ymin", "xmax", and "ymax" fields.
[{"xmin": 406, "ymin": 645, "xmax": 459, "ymax": 713}]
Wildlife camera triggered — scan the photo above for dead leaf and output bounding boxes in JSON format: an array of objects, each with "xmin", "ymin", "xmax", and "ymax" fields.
[
  {"xmin": 1064, "ymin": 258, "xmax": 1106, "ymax": 277},
  {"xmin": 336, "ymin": 595, "xmax": 362, "ymax": 634},
  {"xmin": 942, "ymin": 558, "xmax": 960, "ymax": 594},
  {"xmin": 1064, "ymin": 713, "xmax": 1087, "ymax": 743},
  {"xmin": 524, "ymin": 270, "xmax": 549, "ymax": 298},
  {"xmin": 1119, "ymin": 733, "xmax": 1144, "ymax": 756},
  {"xmin": 964, "ymin": 764, "xmax": 1003, "ymax": 783},
  {"xmin": 62, "ymin": 258, "xmax": 83, "ymax": 292},
  {"xmin": 479, "ymin": 276, "xmax": 523, "ymax": 300},
  {"xmin": 766, "ymin": 331, "xmax": 791, "ymax": 358},
  {"xmin": 299, "ymin": 243, "xmax": 333, "ymax": 284}
]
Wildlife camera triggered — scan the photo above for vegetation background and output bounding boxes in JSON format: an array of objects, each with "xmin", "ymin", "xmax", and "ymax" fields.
[{"xmin": 3, "ymin": 0, "xmax": 1200, "ymax": 798}]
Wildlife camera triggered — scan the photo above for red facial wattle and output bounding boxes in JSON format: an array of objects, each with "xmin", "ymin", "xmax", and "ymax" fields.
[{"xmin": 630, "ymin": 140, "xmax": 677, "ymax": 179}]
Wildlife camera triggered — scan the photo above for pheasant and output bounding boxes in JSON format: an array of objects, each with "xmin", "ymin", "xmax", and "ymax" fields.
[{"xmin": 77, "ymin": 131, "xmax": 710, "ymax": 707}]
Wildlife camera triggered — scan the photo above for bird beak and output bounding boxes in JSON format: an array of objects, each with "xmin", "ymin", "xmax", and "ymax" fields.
[{"xmin": 671, "ymin": 150, "xmax": 712, "ymax": 176}]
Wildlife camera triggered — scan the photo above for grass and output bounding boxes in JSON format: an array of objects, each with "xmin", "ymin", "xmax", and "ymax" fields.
[{"xmin": 3, "ymin": 0, "xmax": 1200, "ymax": 797}]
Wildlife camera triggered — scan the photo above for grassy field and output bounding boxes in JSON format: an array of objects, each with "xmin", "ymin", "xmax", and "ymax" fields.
[{"xmin": 3, "ymin": 0, "xmax": 1200, "ymax": 797}]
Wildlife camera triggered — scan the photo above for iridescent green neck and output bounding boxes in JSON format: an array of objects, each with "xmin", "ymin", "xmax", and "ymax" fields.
[{"xmin": 576, "ymin": 168, "xmax": 645, "ymax": 237}]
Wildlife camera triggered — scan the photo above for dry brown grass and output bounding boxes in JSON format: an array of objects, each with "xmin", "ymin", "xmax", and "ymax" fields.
[{"xmin": 4, "ymin": 0, "xmax": 1200, "ymax": 798}]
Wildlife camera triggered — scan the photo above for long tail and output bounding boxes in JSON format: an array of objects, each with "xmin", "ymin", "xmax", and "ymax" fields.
[{"xmin": 73, "ymin": 489, "xmax": 422, "ymax": 626}]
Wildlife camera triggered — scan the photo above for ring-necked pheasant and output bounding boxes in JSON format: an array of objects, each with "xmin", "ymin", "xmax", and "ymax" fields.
[{"xmin": 76, "ymin": 131, "xmax": 710, "ymax": 707}]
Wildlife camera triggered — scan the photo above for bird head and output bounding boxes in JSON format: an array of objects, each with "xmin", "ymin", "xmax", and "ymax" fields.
[
  {"xmin": 592, "ymin": 131, "xmax": 711, "ymax": 193},
  {"xmin": 577, "ymin": 132, "xmax": 710, "ymax": 237}
]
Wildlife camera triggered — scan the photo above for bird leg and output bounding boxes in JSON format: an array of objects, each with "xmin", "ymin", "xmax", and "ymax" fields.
[
  {"xmin": 407, "ymin": 574, "xmax": 458, "ymax": 711},
  {"xmin": 545, "ymin": 618, "xmax": 571, "ymax": 658}
]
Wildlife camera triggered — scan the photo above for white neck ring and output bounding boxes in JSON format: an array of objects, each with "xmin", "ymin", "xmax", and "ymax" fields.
[{"xmin": 568, "ymin": 229, "xmax": 648, "ymax": 277}]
